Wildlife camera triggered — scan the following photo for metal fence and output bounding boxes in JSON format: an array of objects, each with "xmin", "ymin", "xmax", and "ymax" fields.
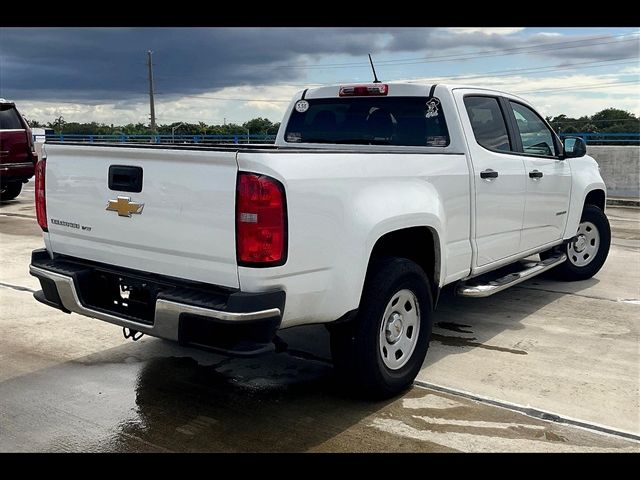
[
  {"xmin": 40, "ymin": 132, "xmax": 640, "ymax": 146},
  {"xmin": 558, "ymin": 133, "xmax": 640, "ymax": 145},
  {"xmin": 43, "ymin": 133, "xmax": 277, "ymax": 144}
]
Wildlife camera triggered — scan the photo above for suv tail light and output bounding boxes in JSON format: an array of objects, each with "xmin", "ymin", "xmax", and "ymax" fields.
[
  {"xmin": 339, "ymin": 84, "xmax": 388, "ymax": 96},
  {"xmin": 18, "ymin": 111, "xmax": 38, "ymax": 161},
  {"xmin": 35, "ymin": 158, "xmax": 47, "ymax": 231},
  {"xmin": 236, "ymin": 172, "xmax": 287, "ymax": 266},
  {"xmin": 26, "ymin": 126, "xmax": 37, "ymax": 161}
]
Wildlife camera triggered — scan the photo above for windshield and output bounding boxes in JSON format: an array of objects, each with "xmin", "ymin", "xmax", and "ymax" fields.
[{"xmin": 284, "ymin": 96, "xmax": 449, "ymax": 147}]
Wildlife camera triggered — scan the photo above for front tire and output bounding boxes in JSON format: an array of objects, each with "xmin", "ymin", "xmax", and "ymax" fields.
[
  {"xmin": 544, "ymin": 205, "xmax": 611, "ymax": 281},
  {"xmin": 0, "ymin": 182, "xmax": 22, "ymax": 201},
  {"xmin": 329, "ymin": 257, "xmax": 433, "ymax": 398}
]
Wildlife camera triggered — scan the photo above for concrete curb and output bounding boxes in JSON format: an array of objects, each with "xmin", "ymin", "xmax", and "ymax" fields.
[{"xmin": 607, "ymin": 197, "xmax": 640, "ymax": 208}]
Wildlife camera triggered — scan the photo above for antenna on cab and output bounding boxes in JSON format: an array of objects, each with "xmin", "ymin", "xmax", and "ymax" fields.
[{"xmin": 368, "ymin": 54, "xmax": 381, "ymax": 84}]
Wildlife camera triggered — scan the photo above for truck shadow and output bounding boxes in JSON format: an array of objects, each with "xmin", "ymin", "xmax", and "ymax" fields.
[
  {"xmin": 423, "ymin": 273, "xmax": 601, "ymax": 366},
  {"xmin": 276, "ymin": 270, "xmax": 604, "ymax": 367},
  {"xmin": 118, "ymin": 353, "xmax": 394, "ymax": 452}
]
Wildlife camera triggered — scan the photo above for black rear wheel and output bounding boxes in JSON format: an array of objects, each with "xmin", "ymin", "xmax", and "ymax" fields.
[
  {"xmin": 329, "ymin": 257, "xmax": 433, "ymax": 398},
  {"xmin": 0, "ymin": 182, "xmax": 22, "ymax": 201}
]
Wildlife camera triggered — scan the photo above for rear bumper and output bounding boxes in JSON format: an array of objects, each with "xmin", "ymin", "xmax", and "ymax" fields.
[
  {"xmin": 0, "ymin": 162, "xmax": 34, "ymax": 182},
  {"xmin": 29, "ymin": 249, "xmax": 285, "ymax": 355}
]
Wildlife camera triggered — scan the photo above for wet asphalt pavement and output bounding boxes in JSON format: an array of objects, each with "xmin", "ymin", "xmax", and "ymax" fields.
[{"xmin": 1, "ymin": 183, "xmax": 638, "ymax": 452}]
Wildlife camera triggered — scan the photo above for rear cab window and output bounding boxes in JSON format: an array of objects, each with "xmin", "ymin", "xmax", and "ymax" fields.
[
  {"xmin": 0, "ymin": 105, "xmax": 25, "ymax": 130},
  {"xmin": 284, "ymin": 97, "xmax": 450, "ymax": 147}
]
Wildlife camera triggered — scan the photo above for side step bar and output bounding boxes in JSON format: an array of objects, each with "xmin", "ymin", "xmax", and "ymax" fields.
[{"xmin": 457, "ymin": 254, "xmax": 567, "ymax": 298}]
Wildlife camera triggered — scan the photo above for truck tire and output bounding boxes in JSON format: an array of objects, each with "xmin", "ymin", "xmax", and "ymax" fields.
[
  {"xmin": 543, "ymin": 205, "xmax": 611, "ymax": 281},
  {"xmin": 0, "ymin": 182, "xmax": 22, "ymax": 201},
  {"xmin": 329, "ymin": 257, "xmax": 433, "ymax": 398}
]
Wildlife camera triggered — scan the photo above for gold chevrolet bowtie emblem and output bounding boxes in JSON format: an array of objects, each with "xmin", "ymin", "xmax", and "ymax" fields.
[{"xmin": 106, "ymin": 196, "xmax": 144, "ymax": 217}]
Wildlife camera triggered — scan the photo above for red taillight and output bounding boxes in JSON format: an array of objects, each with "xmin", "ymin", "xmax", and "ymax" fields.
[
  {"xmin": 26, "ymin": 128, "xmax": 36, "ymax": 159},
  {"xmin": 21, "ymin": 114, "xmax": 37, "ymax": 160},
  {"xmin": 35, "ymin": 158, "xmax": 47, "ymax": 231},
  {"xmin": 236, "ymin": 172, "xmax": 286, "ymax": 266},
  {"xmin": 339, "ymin": 84, "xmax": 388, "ymax": 97}
]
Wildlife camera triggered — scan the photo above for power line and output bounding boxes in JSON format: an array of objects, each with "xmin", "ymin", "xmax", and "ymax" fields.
[
  {"xmin": 550, "ymin": 118, "xmax": 639, "ymax": 123},
  {"xmin": 149, "ymin": 33, "xmax": 640, "ymax": 80},
  {"xmin": 155, "ymin": 93, "xmax": 291, "ymax": 103},
  {"xmin": 14, "ymin": 75, "xmax": 639, "ymax": 110},
  {"xmin": 247, "ymin": 33, "xmax": 640, "ymax": 70},
  {"xmin": 408, "ymin": 58, "xmax": 639, "ymax": 83},
  {"xmin": 514, "ymin": 79, "xmax": 639, "ymax": 95},
  {"xmin": 155, "ymin": 77, "xmax": 639, "ymax": 104},
  {"xmin": 151, "ymin": 56, "xmax": 638, "ymax": 89},
  {"xmin": 378, "ymin": 33, "xmax": 640, "ymax": 66},
  {"xmin": 232, "ymin": 33, "xmax": 628, "ymax": 69},
  {"xmin": 152, "ymin": 57, "xmax": 639, "ymax": 104},
  {"xmin": 153, "ymin": 79, "xmax": 638, "ymax": 104}
]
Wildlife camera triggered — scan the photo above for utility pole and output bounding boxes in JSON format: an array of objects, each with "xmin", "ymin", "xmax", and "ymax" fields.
[{"xmin": 147, "ymin": 50, "xmax": 157, "ymax": 132}]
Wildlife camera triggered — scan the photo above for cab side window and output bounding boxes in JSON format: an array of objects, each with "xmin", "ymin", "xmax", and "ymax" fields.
[
  {"xmin": 463, "ymin": 96, "xmax": 511, "ymax": 152},
  {"xmin": 509, "ymin": 101, "xmax": 557, "ymax": 157}
]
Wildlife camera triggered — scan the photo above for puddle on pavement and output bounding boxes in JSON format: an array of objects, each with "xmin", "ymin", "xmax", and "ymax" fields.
[
  {"xmin": 434, "ymin": 321, "xmax": 473, "ymax": 334},
  {"xmin": 432, "ymin": 322, "xmax": 528, "ymax": 355},
  {"xmin": 0, "ymin": 350, "xmax": 400, "ymax": 452},
  {"xmin": 0, "ymin": 215, "xmax": 42, "ymax": 237},
  {"xmin": 0, "ymin": 282, "xmax": 37, "ymax": 293},
  {"xmin": 431, "ymin": 333, "xmax": 528, "ymax": 355}
]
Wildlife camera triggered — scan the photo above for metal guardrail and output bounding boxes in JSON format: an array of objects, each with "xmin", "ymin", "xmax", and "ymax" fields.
[
  {"xmin": 558, "ymin": 133, "xmax": 640, "ymax": 145},
  {"xmin": 43, "ymin": 133, "xmax": 277, "ymax": 144}
]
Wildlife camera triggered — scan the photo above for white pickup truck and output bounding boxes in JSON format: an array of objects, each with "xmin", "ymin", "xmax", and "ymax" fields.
[{"xmin": 30, "ymin": 83, "xmax": 610, "ymax": 397}]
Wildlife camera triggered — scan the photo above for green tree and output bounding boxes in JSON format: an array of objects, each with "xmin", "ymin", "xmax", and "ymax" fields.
[
  {"xmin": 48, "ymin": 115, "xmax": 66, "ymax": 134},
  {"xmin": 590, "ymin": 108, "xmax": 639, "ymax": 133},
  {"xmin": 243, "ymin": 117, "xmax": 273, "ymax": 135},
  {"xmin": 23, "ymin": 117, "xmax": 43, "ymax": 128}
]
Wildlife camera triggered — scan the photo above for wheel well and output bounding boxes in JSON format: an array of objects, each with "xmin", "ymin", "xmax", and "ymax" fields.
[
  {"xmin": 584, "ymin": 189, "xmax": 605, "ymax": 211},
  {"xmin": 367, "ymin": 227, "xmax": 440, "ymax": 298}
]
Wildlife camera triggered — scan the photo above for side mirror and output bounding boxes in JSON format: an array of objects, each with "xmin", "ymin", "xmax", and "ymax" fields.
[{"xmin": 563, "ymin": 137, "xmax": 587, "ymax": 159}]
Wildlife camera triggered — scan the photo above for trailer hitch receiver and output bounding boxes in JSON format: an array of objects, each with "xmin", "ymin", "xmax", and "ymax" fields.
[{"xmin": 123, "ymin": 327, "xmax": 144, "ymax": 341}]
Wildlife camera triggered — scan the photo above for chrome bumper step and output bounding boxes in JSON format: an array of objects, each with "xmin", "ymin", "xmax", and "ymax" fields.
[{"xmin": 457, "ymin": 253, "xmax": 567, "ymax": 298}]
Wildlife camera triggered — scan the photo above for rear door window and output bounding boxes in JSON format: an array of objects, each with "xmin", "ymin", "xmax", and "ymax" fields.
[
  {"xmin": 285, "ymin": 97, "xmax": 449, "ymax": 147},
  {"xmin": 0, "ymin": 106, "xmax": 24, "ymax": 130},
  {"xmin": 463, "ymin": 96, "xmax": 511, "ymax": 152}
]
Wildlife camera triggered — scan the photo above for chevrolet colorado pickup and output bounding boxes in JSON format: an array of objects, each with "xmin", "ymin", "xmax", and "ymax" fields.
[
  {"xmin": 0, "ymin": 99, "xmax": 38, "ymax": 200},
  {"xmin": 29, "ymin": 83, "xmax": 610, "ymax": 397}
]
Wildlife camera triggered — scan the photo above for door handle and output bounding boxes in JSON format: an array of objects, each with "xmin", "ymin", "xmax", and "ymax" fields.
[
  {"xmin": 480, "ymin": 169, "xmax": 499, "ymax": 179},
  {"xmin": 529, "ymin": 170, "xmax": 543, "ymax": 179}
]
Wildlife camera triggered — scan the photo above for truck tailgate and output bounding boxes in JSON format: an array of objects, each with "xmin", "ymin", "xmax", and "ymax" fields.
[{"xmin": 44, "ymin": 144, "xmax": 239, "ymax": 288}]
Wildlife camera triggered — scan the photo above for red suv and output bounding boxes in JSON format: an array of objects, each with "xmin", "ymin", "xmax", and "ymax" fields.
[{"xmin": 0, "ymin": 99, "xmax": 38, "ymax": 201}]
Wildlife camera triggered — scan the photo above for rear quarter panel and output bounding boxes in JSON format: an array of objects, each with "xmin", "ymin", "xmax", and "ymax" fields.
[{"xmin": 237, "ymin": 151, "xmax": 471, "ymax": 327}]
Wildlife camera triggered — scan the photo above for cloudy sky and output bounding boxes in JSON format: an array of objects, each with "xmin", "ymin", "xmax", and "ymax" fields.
[{"xmin": 1, "ymin": 27, "xmax": 638, "ymax": 125}]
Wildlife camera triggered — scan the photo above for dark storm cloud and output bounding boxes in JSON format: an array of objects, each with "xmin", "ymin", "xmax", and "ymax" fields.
[
  {"xmin": 386, "ymin": 29, "xmax": 639, "ymax": 61},
  {"xmin": 0, "ymin": 27, "xmax": 387, "ymax": 102},
  {"xmin": 0, "ymin": 28, "xmax": 637, "ymax": 103}
]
